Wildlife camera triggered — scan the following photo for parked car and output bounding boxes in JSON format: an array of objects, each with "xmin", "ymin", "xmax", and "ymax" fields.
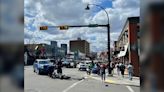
[
  {"xmin": 78, "ymin": 62, "xmax": 87, "ymax": 71},
  {"xmin": 62, "ymin": 61, "xmax": 70, "ymax": 67},
  {"xmin": 62, "ymin": 59, "xmax": 76, "ymax": 68},
  {"xmin": 33, "ymin": 59, "xmax": 54, "ymax": 75},
  {"xmin": 92, "ymin": 67, "xmax": 98, "ymax": 74}
]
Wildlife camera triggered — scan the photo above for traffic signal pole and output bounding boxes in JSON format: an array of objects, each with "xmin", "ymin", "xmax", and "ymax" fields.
[
  {"xmin": 40, "ymin": 24, "xmax": 108, "ymax": 30},
  {"xmin": 68, "ymin": 24, "xmax": 108, "ymax": 27}
]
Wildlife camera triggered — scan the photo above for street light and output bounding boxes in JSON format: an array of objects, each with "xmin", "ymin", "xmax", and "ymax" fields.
[
  {"xmin": 85, "ymin": 5, "xmax": 90, "ymax": 10},
  {"xmin": 85, "ymin": 4, "xmax": 111, "ymax": 74}
]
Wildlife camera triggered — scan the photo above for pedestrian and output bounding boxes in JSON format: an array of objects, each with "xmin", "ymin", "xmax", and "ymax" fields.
[
  {"xmin": 107, "ymin": 62, "xmax": 111, "ymax": 76},
  {"xmin": 97, "ymin": 63, "xmax": 100, "ymax": 75},
  {"xmin": 115, "ymin": 62, "xmax": 120, "ymax": 76},
  {"xmin": 100, "ymin": 63, "xmax": 106, "ymax": 82},
  {"xmin": 120, "ymin": 63, "xmax": 125, "ymax": 78},
  {"xmin": 86, "ymin": 63, "xmax": 91, "ymax": 75},
  {"xmin": 127, "ymin": 63, "xmax": 134, "ymax": 80},
  {"xmin": 91, "ymin": 60, "xmax": 94, "ymax": 69},
  {"xmin": 110, "ymin": 61, "xmax": 115, "ymax": 76},
  {"xmin": 56, "ymin": 59, "xmax": 63, "ymax": 76}
]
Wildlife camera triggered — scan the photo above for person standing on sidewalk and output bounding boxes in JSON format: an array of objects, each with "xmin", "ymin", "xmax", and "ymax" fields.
[
  {"xmin": 110, "ymin": 61, "xmax": 115, "ymax": 76},
  {"xmin": 120, "ymin": 63, "xmax": 125, "ymax": 78},
  {"xmin": 100, "ymin": 63, "xmax": 106, "ymax": 82},
  {"xmin": 115, "ymin": 62, "xmax": 120, "ymax": 76},
  {"xmin": 127, "ymin": 63, "xmax": 134, "ymax": 80},
  {"xmin": 107, "ymin": 61, "xmax": 112, "ymax": 76}
]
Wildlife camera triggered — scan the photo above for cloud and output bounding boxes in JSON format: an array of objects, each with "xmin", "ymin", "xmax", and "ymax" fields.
[
  {"xmin": 85, "ymin": 0, "xmax": 139, "ymax": 49},
  {"xmin": 113, "ymin": 0, "xmax": 139, "ymax": 9},
  {"xmin": 24, "ymin": 0, "xmax": 139, "ymax": 52}
]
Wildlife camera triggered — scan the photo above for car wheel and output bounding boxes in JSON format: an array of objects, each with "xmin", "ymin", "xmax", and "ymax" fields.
[{"xmin": 33, "ymin": 69, "xmax": 35, "ymax": 72}]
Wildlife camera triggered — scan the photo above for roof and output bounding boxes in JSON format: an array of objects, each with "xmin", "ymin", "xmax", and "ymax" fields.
[{"xmin": 70, "ymin": 40, "xmax": 89, "ymax": 44}]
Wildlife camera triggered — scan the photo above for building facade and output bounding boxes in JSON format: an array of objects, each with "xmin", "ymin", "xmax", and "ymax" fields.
[
  {"xmin": 113, "ymin": 17, "xmax": 140, "ymax": 76},
  {"xmin": 69, "ymin": 38, "xmax": 90, "ymax": 56},
  {"xmin": 61, "ymin": 44, "xmax": 67, "ymax": 56},
  {"xmin": 51, "ymin": 41, "xmax": 58, "ymax": 58}
]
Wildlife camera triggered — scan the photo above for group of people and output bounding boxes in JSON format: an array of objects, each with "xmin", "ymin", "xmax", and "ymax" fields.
[
  {"xmin": 86, "ymin": 61, "xmax": 134, "ymax": 82},
  {"xmin": 48, "ymin": 59, "xmax": 63, "ymax": 77},
  {"xmin": 86, "ymin": 61, "xmax": 114, "ymax": 82},
  {"xmin": 49, "ymin": 59, "xmax": 134, "ymax": 81},
  {"xmin": 115, "ymin": 62, "xmax": 134, "ymax": 80}
]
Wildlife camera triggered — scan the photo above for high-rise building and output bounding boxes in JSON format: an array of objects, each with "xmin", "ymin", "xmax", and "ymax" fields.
[
  {"xmin": 61, "ymin": 44, "xmax": 67, "ymax": 56},
  {"xmin": 56, "ymin": 47, "xmax": 65, "ymax": 58},
  {"xmin": 70, "ymin": 38, "xmax": 90, "ymax": 55},
  {"xmin": 51, "ymin": 41, "xmax": 57, "ymax": 47},
  {"xmin": 50, "ymin": 41, "xmax": 58, "ymax": 58}
]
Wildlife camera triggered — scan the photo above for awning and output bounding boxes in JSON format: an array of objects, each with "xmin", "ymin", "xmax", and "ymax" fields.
[
  {"xmin": 35, "ymin": 45, "xmax": 39, "ymax": 50},
  {"xmin": 117, "ymin": 43, "xmax": 129, "ymax": 58}
]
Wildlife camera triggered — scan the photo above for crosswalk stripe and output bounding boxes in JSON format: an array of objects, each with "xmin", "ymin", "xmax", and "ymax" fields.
[{"xmin": 126, "ymin": 86, "xmax": 135, "ymax": 92}]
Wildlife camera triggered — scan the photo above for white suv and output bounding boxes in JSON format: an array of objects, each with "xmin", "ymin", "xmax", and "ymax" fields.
[{"xmin": 78, "ymin": 62, "xmax": 87, "ymax": 71}]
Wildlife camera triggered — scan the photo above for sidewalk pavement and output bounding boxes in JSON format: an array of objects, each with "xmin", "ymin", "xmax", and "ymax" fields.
[{"xmin": 89, "ymin": 69, "xmax": 140, "ymax": 86}]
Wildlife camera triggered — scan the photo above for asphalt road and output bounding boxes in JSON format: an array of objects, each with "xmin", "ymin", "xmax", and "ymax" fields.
[{"xmin": 25, "ymin": 66, "xmax": 140, "ymax": 92}]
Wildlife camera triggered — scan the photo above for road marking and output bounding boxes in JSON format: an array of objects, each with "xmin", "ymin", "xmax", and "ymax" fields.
[
  {"xmin": 105, "ymin": 80, "xmax": 116, "ymax": 84},
  {"xmin": 89, "ymin": 76, "xmax": 116, "ymax": 84},
  {"xmin": 126, "ymin": 86, "xmax": 135, "ymax": 92},
  {"xmin": 62, "ymin": 79, "xmax": 84, "ymax": 92}
]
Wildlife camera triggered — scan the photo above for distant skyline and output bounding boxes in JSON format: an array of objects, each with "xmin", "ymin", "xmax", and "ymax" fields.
[{"xmin": 24, "ymin": 0, "xmax": 140, "ymax": 52}]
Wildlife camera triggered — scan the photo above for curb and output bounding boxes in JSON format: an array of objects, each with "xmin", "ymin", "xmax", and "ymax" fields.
[{"xmin": 89, "ymin": 75, "xmax": 140, "ymax": 87}]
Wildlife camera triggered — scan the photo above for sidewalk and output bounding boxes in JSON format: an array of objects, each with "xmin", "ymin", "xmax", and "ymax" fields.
[{"xmin": 89, "ymin": 69, "xmax": 140, "ymax": 86}]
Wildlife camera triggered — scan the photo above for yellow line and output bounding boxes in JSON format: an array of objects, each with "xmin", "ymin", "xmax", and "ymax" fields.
[
  {"xmin": 89, "ymin": 75, "xmax": 116, "ymax": 84},
  {"xmin": 105, "ymin": 80, "xmax": 116, "ymax": 84}
]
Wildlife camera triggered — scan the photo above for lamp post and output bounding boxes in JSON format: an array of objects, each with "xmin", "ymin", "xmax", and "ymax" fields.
[
  {"xmin": 85, "ymin": 4, "xmax": 110, "ymax": 62},
  {"xmin": 85, "ymin": 4, "xmax": 110, "ymax": 64}
]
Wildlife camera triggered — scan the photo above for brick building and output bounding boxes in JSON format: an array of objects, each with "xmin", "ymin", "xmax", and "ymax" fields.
[
  {"xmin": 113, "ymin": 17, "xmax": 140, "ymax": 76},
  {"xmin": 69, "ymin": 38, "xmax": 90, "ymax": 56}
]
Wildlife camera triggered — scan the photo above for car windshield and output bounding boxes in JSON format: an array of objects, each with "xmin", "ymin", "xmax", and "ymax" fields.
[
  {"xmin": 39, "ymin": 61, "xmax": 50, "ymax": 64},
  {"xmin": 80, "ymin": 62, "xmax": 84, "ymax": 64}
]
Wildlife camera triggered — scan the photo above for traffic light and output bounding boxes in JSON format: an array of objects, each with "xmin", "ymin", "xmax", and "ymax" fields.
[
  {"xmin": 59, "ymin": 26, "xmax": 69, "ymax": 30},
  {"xmin": 40, "ymin": 26, "xmax": 48, "ymax": 30}
]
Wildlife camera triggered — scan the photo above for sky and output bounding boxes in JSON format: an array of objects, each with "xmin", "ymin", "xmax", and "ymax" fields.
[{"xmin": 24, "ymin": 0, "xmax": 140, "ymax": 52}]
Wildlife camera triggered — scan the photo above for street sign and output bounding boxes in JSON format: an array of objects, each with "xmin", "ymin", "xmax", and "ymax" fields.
[
  {"xmin": 40, "ymin": 26, "xmax": 48, "ymax": 30},
  {"xmin": 59, "ymin": 25, "xmax": 69, "ymax": 30},
  {"xmin": 88, "ymin": 24, "xmax": 98, "ymax": 27}
]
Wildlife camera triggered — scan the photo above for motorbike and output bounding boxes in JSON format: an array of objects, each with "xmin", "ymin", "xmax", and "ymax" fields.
[{"xmin": 48, "ymin": 65, "xmax": 71, "ymax": 79}]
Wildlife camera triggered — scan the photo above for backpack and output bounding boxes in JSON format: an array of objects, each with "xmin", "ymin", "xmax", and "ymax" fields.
[{"xmin": 120, "ymin": 64, "xmax": 125, "ymax": 70}]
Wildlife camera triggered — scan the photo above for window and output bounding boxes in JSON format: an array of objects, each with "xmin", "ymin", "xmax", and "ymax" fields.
[{"xmin": 39, "ymin": 61, "xmax": 50, "ymax": 64}]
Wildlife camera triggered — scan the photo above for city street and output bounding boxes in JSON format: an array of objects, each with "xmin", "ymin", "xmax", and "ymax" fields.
[{"xmin": 25, "ymin": 66, "xmax": 139, "ymax": 92}]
